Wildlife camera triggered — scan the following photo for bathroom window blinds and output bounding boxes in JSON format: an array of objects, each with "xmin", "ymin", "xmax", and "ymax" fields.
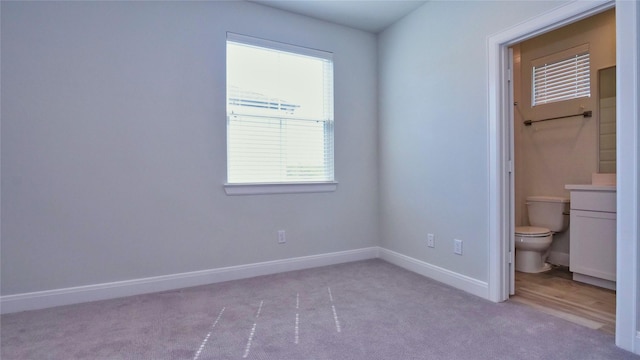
[
  {"xmin": 226, "ymin": 33, "xmax": 334, "ymax": 184},
  {"xmin": 532, "ymin": 46, "xmax": 590, "ymax": 106}
]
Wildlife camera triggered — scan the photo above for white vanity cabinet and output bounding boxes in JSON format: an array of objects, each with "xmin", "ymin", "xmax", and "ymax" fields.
[{"xmin": 565, "ymin": 185, "xmax": 616, "ymax": 290}]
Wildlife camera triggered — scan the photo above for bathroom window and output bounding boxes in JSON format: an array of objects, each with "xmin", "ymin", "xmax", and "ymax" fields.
[
  {"xmin": 532, "ymin": 44, "xmax": 591, "ymax": 106},
  {"xmin": 225, "ymin": 33, "xmax": 335, "ymax": 192}
]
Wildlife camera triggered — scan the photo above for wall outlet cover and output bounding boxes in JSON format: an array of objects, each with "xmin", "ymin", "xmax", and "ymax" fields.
[
  {"xmin": 278, "ymin": 230, "xmax": 286, "ymax": 244},
  {"xmin": 427, "ymin": 233, "xmax": 435, "ymax": 248},
  {"xmin": 454, "ymin": 239, "xmax": 463, "ymax": 255}
]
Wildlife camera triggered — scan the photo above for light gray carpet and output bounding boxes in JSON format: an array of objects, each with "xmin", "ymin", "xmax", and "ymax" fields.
[{"xmin": 1, "ymin": 259, "xmax": 638, "ymax": 359}]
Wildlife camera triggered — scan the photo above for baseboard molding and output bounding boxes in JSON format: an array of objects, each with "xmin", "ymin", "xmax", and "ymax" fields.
[
  {"xmin": 0, "ymin": 247, "xmax": 378, "ymax": 314},
  {"xmin": 1, "ymin": 247, "xmax": 490, "ymax": 314},
  {"xmin": 378, "ymin": 248, "xmax": 489, "ymax": 299},
  {"xmin": 548, "ymin": 251, "xmax": 569, "ymax": 267}
]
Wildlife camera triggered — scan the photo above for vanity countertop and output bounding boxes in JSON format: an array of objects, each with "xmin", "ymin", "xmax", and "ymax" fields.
[{"xmin": 565, "ymin": 184, "xmax": 616, "ymax": 191}]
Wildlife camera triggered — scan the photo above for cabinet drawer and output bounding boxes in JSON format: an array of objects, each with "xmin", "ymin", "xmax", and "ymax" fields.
[{"xmin": 570, "ymin": 191, "xmax": 616, "ymax": 212}]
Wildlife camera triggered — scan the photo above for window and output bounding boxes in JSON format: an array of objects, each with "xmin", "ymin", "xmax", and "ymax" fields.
[
  {"xmin": 226, "ymin": 33, "xmax": 334, "ymax": 192},
  {"xmin": 532, "ymin": 44, "xmax": 590, "ymax": 106}
]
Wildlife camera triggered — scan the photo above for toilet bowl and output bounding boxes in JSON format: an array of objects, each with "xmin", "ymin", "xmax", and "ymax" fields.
[
  {"xmin": 514, "ymin": 196, "xmax": 570, "ymax": 273},
  {"xmin": 515, "ymin": 226, "xmax": 553, "ymax": 273}
]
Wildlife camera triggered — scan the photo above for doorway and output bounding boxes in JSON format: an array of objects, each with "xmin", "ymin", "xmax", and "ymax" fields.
[
  {"xmin": 507, "ymin": 9, "xmax": 616, "ymax": 334},
  {"xmin": 487, "ymin": 0, "xmax": 639, "ymax": 353}
]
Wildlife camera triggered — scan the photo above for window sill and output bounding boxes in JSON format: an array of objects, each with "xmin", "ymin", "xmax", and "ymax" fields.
[{"xmin": 224, "ymin": 182, "xmax": 338, "ymax": 195}]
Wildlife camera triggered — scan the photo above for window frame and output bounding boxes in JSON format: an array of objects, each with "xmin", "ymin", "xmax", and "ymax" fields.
[
  {"xmin": 223, "ymin": 33, "xmax": 337, "ymax": 195},
  {"xmin": 531, "ymin": 44, "xmax": 591, "ymax": 106}
]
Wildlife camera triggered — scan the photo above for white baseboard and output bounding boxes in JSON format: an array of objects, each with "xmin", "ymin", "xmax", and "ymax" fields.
[
  {"xmin": 0, "ymin": 247, "xmax": 379, "ymax": 314},
  {"xmin": 547, "ymin": 251, "xmax": 569, "ymax": 267},
  {"xmin": 1, "ymin": 247, "xmax": 489, "ymax": 314},
  {"xmin": 378, "ymin": 248, "xmax": 489, "ymax": 299}
]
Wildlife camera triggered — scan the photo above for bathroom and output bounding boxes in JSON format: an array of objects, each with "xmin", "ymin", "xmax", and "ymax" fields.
[{"xmin": 510, "ymin": 8, "xmax": 617, "ymax": 332}]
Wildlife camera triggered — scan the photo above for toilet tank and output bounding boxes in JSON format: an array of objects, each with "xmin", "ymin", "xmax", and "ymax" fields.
[{"xmin": 526, "ymin": 196, "xmax": 570, "ymax": 232}]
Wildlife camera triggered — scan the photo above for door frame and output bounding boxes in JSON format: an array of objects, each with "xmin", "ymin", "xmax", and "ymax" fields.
[{"xmin": 487, "ymin": 0, "xmax": 639, "ymax": 353}]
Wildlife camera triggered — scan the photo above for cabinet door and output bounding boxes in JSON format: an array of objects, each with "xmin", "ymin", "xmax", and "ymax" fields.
[{"xmin": 569, "ymin": 210, "xmax": 616, "ymax": 281}]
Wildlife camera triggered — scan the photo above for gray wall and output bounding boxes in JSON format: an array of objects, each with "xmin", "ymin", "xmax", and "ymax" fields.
[
  {"xmin": 378, "ymin": 1, "xmax": 568, "ymax": 282},
  {"xmin": 1, "ymin": 1, "xmax": 379, "ymax": 295}
]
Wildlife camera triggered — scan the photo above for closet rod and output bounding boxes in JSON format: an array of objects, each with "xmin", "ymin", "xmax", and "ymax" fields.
[{"xmin": 524, "ymin": 110, "xmax": 592, "ymax": 126}]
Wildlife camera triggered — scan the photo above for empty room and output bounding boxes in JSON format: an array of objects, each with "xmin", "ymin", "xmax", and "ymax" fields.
[{"xmin": 1, "ymin": 0, "xmax": 639, "ymax": 359}]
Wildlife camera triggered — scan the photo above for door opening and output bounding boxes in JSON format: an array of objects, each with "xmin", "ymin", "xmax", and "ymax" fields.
[{"xmin": 489, "ymin": 0, "xmax": 640, "ymax": 353}]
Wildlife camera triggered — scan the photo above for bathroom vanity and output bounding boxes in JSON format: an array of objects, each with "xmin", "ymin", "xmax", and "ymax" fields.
[{"xmin": 565, "ymin": 184, "xmax": 616, "ymax": 290}]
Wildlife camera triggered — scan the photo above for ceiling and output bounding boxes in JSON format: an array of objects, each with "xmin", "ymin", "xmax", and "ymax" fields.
[{"xmin": 250, "ymin": 0, "xmax": 428, "ymax": 33}]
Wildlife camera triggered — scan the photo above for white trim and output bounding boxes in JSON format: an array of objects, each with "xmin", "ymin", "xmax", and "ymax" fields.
[
  {"xmin": 487, "ymin": 31, "xmax": 511, "ymax": 302},
  {"xmin": 573, "ymin": 273, "xmax": 616, "ymax": 291},
  {"xmin": 547, "ymin": 251, "xmax": 570, "ymax": 267},
  {"xmin": 0, "ymin": 247, "xmax": 377, "ymax": 314},
  {"xmin": 615, "ymin": 0, "xmax": 639, "ymax": 353},
  {"xmin": 224, "ymin": 182, "xmax": 338, "ymax": 195},
  {"xmin": 378, "ymin": 248, "xmax": 489, "ymax": 299},
  {"xmin": 1, "ymin": 247, "xmax": 494, "ymax": 315}
]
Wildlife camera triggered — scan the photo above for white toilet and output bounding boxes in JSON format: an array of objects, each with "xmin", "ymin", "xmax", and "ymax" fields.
[{"xmin": 514, "ymin": 196, "xmax": 570, "ymax": 273}]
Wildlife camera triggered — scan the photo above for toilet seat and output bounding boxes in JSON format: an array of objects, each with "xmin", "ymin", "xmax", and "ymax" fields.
[{"xmin": 515, "ymin": 226, "xmax": 552, "ymax": 237}]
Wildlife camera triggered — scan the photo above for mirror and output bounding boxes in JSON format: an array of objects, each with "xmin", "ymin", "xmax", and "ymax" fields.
[{"xmin": 598, "ymin": 66, "xmax": 616, "ymax": 173}]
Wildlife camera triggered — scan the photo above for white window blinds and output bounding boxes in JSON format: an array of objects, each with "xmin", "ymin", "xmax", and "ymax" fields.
[
  {"xmin": 532, "ymin": 48, "xmax": 590, "ymax": 106},
  {"xmin": 226, "ymin": 33, "xmax": 334, "ymax": 184}
]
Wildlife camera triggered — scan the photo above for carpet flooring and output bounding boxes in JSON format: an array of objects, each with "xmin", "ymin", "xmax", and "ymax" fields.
[{"xmin": 1, "ymin": 259, "xmax": 639, "ymax": 360}]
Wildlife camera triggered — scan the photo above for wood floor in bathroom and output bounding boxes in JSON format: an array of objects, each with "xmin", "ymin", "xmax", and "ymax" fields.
[{"xmin": 510, "ymin": 266, "xmax": 616, "ymax": 335}]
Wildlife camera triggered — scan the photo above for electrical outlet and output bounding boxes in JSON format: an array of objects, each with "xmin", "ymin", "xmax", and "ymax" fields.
[
  {"xmin": 278, "ymin": 230, "xmax": 286, "ymax": 244},
  {"xmin": 454, "ymin": 239, "xmax": 463, "ymax": 255},
  {"xmin": 427, "ymin": 233, "xmax": 435, "ymax": 248}
]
